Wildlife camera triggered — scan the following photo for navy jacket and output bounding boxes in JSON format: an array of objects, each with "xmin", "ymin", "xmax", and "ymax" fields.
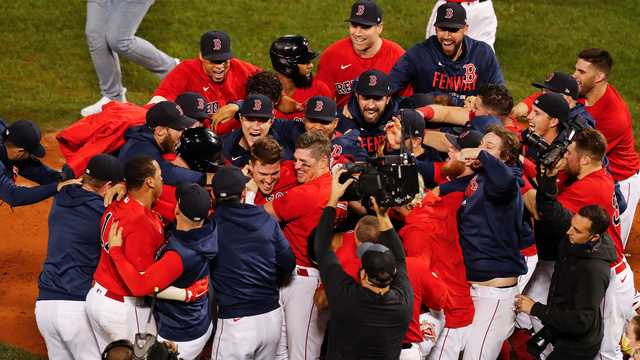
[
  {"xmin": 390, "ymin": 36, "xmax": 504, "ymax": 105},
  {"xmin": 0, "ymin": 121, "xmax": 60, "ymax": 206},
  {"xmin": 212, "ymin": 203, "xmax": 295, "ymax": 318},
  {"xmin": 458, "ymin": 151, "xmax": 527, "ymax": 281},
  {"xmin": 336, "ymin": 95, "xmax": 401, "ymax": 156},
  {"xmin": 156, "ymin": 220, "xmax": 217, "ymax": 342},
  {"xmin": 118, "ymin": 125, "xmax": 205, "ymax": 185},
  {"xmin": 37, "ymin": 185, "xmax": 104, "ymax": 301},
  {"xmin": 222, "ymin": 126, "xmax": 293, "ymax": 168}
]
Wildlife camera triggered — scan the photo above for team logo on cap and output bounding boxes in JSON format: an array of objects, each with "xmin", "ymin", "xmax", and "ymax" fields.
[
  {"xmin": 253, "ymin": 99, "xmax": 262, "ymax": 111},
  {"xmin": 445, "ymin": 7, "xmax": 454, "ymax": 19},
  {"xmin": 368, "ymin": 75, "xmax": 377, "ymax": 87},
  {"xmin": 212, "ymin": 38, "xmax": 222, "ymax": 51},
  {"xmin": 314, "ymin": 100, "xmax": 324, "ymax": 112},
  {"xmin": 197, "ymin": 98, "xmax": 206, "ymax": 111},
  {"xmin": 176, "ymin": 104, "xmax": 185, "ymax": 116},
  {"xmin": 355, "ymin": 4, "xmax": 365, "ymax": 16}
]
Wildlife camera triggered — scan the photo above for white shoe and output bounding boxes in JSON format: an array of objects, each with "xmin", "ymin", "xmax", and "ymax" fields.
[{"xmin": 80, "ymin": 88, "xmax": 126, "ymax": 117}]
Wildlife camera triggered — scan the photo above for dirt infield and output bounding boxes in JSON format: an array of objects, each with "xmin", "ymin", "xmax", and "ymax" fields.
[{"xmin": 0, "ymin": 134, "xmax": 639, "ymax": 356}]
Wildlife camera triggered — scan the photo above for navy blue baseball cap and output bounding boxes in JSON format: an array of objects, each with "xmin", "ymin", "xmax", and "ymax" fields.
[
  {"xmin": 434, "ymin": 2, "xmax": 466, "ymax": 29},
  {"xmin": 213, "ymin": 165, "xmax": 250, "ymax": 199},
  {"xmin": 345, "ymin": 0, "xmax": 383, "ymax": 26},
  {"xmin": 357, "ymin": 242, "xmax": 396, "ymax": 287},
  {"xmin": 532, "ymin": 72, "xmax": 579, "ymax": 100},
  {"xmin": 305, "ymin": 96, "xmax": 337, "ymax": 123},
  {"xmin": 445, "ymin": 129, "xmax": 484, "ymax": 150},
  {"xmin": 400, "ymin": 109, "xmax": 425, "ymax": 137},
  {"xmin": 240, "ymin": 94, "xmax": 274, "ymax": 119},
  {"xmin": 175, "ymin": 92, "xmax": 210, "ymax": 120},
  {"xmin": 533, "ymin": 93, "xmax": 569, "ymax": 123},
  {"xmin": 355, "ymin": 69, "xmax": 391, "ymax": 97},
  {"xmin": 176, "ymin": 182, "xmax": 211, "ymax": 222},
  {"xmin": 146, "ymin": 101, "xmax": 196, "ymax": 130},
  {"xmin": 200, "ymin": 31, "xmax": 232, "ymax": 62},
  {"xmin": 85, "ymin": 154, "xmax": 124, "ymax": 183},
  {"xmin": 5, "ymin": 120, "xmax": 46, "ymax": 157}
]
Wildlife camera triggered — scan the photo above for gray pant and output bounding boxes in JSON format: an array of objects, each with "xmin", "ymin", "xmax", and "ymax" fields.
[{"xmin": 85, "ymin": 0, "xmax": 175, "ymax": 99}]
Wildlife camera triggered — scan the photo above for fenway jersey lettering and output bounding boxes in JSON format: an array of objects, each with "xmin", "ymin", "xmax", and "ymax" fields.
[
  {"xmin": 335, "ymin": 80, "xmax": 355, "ymax": 96},
  {"xmin": 359, "ymin": 134, "xmax": 386, "ymax": 155},
  {"xmin": 432, "ymin": 64, "xmax": 478, "ymax": 93}
]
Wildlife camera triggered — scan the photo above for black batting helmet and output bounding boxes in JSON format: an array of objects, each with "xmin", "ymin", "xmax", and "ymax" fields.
[
  {"xmin": 176, "ymin": 127, "xmax": 224, "ymax": 173},
  {"xmin": 269, "ymin": 35, "xmax": 318, "ymax": 77}
]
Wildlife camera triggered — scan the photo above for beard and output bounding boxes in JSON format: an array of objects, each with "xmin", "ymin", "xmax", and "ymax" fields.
[
  {"xmin": 442, "ymin": 158, "xmax": 467, "ymax": 179},
  {"xmin": 291, "ymin": 71, "xmax": 313, "ymax": 89},
  {"xmin": 160, "ymin": 136, "xmax": 178, "ymax": 154}
]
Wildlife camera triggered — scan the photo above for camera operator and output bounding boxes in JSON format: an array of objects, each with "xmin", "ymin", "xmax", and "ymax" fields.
[
  {"xmin": 455, "ymin": 125, "xmax": 527, "ymax": 360},
  {"xmin": 531, "ymin": 128, "xmax": 632, "ymax": 359},
  {"xmin": 313, "ymin": 169, "xmax": 412, "ymax": 359},
  {"xmin": 515, "ymin": 203, "xmax": 615, "ymax": 359}
]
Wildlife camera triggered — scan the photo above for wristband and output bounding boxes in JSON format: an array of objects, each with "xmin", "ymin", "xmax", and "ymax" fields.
[
  {"xmin": 245, "ymin": 191, "xmax": 256, "ymax": 205},
  {"xmin": 416, "ymin": 105, "xmax": 435, "ymax": 120}
]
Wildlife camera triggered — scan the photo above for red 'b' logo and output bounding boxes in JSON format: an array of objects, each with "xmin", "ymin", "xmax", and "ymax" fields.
[
  {"xmin": 197, "ymin": 98, "xmax": 205, "ymax": 111},
  {"xmin": 213, "ymin": 38, "xmax": 222, "ymax": 51},
  {"xmin": 368, "ymin": 75, "xmax": 377, "ymax": 87},
  {"xmin": 355, "ymin": 4, "xmax": 365, "ymax": 16},
  {"xmin": 314, "ymin": 100, "xmax": 324, "ymax": 112},
  {"xmin": 175, "ymin": 104, "xmax": 185, "ymax": 116},
  {"xmin": 445, "ymin": 8, "xmax": 454, "ymax": 19},
  {"xmin": 253, "ymin": 99, "xmax": 262, "ymax": 111}
]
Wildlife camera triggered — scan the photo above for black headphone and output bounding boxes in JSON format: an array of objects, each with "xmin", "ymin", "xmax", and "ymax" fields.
[{"xmin": 101, "ymin": 336, "xmax": 180, "ymax": 360}]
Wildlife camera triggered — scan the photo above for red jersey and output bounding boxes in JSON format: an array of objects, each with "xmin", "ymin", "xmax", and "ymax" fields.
[
  {"xmin": 335, "ymin": 231, "xmax": 360, "ymax": 279},
  {"xmin": 93, "ymin": 196, "xmax": 165, "ymax": 296},
  {"xmin": 585, "ymin": 84, "xmax": 640, "ymax": 180},
  {"xmin": 254, "ymin": 160, "xmax": 299, "ymax": 205},
  {"xmin": 154, "ymin": 57, "xmax": 260, "ymax": 114},
  {"xmin": 557, "ymin": 168, "xmax": 623, "ymax": 261},
  {"xmin": 316, "ymin": 37, "xmax": 405, "ymax": 108},
  {"xmin": 272, "ymin": 172, "xmax": 332, "ymax": 267},
  {"xmin": 274, "ymin": 79, "xmax": 333, "ymax": 120},
  {"xmin": 400, "ymin": 191, "xmax": 474, "ymax": 328}
]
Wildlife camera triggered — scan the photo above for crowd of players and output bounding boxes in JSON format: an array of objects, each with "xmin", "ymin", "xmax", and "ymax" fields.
[{"xmin": 2, "ymin": 0, "xmax": 640, "ymax": 359}]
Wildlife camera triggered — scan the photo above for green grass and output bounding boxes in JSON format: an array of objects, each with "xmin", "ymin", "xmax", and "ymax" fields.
[{"xmin": 0, "ymin": 344, "xmax": 43, "ymax": 360}]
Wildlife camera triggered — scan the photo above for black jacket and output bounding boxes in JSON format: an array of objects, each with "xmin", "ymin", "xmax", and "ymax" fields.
[{"xmin": 533, "ymin": 175, "xmax": 616, "ymax": 356}]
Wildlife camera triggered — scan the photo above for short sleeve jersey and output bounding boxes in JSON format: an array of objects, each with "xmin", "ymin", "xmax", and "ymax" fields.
[
  {"xmin": 271, "ymin": 172, "xmax": 332, "ymax": 267},
  {"xmin": 254, "ymin": 160, "xmax": 299, "ymax": 205},
  {"xmin": 153, "ymin": 58, "xmax": 261, "ymax": 114},
  {"xmin": 316, "ymin": 37, "xmax": 405, "ymax": 108},
  {"xmin": 274, "ymin": 79, "xmax": 334, "ymax": 121},
  {"xmin": 93, "ymin": 196, "xmax": 165, "ymax": 296}
]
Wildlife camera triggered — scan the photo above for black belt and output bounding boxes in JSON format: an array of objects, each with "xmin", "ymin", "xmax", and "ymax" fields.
[{"xmin": 402, "ymin": 343, "xmax": 413, "ymax": 349}]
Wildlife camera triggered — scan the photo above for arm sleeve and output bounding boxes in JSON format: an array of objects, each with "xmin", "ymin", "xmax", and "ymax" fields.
[
  {"xmin": 530, "ymin": 268, "xmax": 609, "ymax": 334},
  {"xmin": 483, "ymin": 50, "xmax": 505, "ymax": 86},
  {"xmin": 153, "ymin": 64, "xmax": 189, "ymax": 101},
  {"xmin": 389, "ymin": 53, "xmax": 416, "ymax": 94},
  {"xmin": 478, "ymin": 150, "xmax": 517, "ymax": 200},
  {"xmin": 157, "ymin": 156, "xmax": 206, "ymax": 186},
  {"xmin": 271, "ymin": 185, "xmax": 308, "ymax": 222},
  {"xmin": 0, "ymin": 169, "xmax": 57, "ymax": 206},
  {"xmin": 536, "ymin": 174, "xmax": 573, "ymax": 237},
  {"xmin": 17, "ymin": 157, "xmax": 61, "ymax": 184},
  {"xmin": 110, "ymin": 247, "xmax": 184, "ymax": 296},
  {"xmin": 273, "ymin": 222, "xmax": 296, "ymax": 282}
]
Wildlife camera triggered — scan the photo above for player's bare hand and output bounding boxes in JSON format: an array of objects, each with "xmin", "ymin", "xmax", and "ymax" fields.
[
  {"xmin": 278, "ymin": 95, "xmax": 302, "ymax": 114},
  {"xmin": 342, "ymin": 105, "xmax": 353, "ymax": 119},
  {"xmin": 458, "ymin": 148, "xmax": 482, "ymax": 167},
  {"xmin": 313, "ymin": 285, "xmax": 329, "ymax": 310},
  {"xmin": 371, "ymin": 196, "xmax": 393, "ymax": 231},
  {"xmin": 57, "ymin": 177, "xmax": 82, "ymax": 192},
  {"xmin": 515, "ymin": 294, "xmax": 535, "ymax": 314},
  {"xmin": 545, "ymin": 157, "xmax": 567, "ymax": 177},
  {"xmin": 211, "ymin": 103, "xmax": 239, "ymax": 128},
  {"xmin": 523, "ymin": 189, "xmax": 540, "ymax": 220},
  {"xmin": 104, "ymin": 183, "xmax": 127, "ymax": 207},
  {"xmin": 245, "ymin": 178, "xmax": 258, "ymax": 193},
  {"xmin": 108, "ymin": 221, "xmax": 124, "ymax": 248},
  {"xmin": 329, "ymin": 169, "xmax": 354, "ymax": 206},
  {"xmin": 384, "ymin": 116, "xmax": 402, "ymax": 150},
  {"xmin": 464, "ymin": 96, "xmax": 478, "ymax": 111}
]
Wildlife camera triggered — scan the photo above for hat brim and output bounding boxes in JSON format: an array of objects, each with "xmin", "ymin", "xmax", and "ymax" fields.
[
  {"xmin": 444, "ymin": 133, "xmax": 462, "ymax": 150},
  {"xmin": 434, "ymin": 21, "xmax": 466, "ymax": 29},
  {"xmin": 305, "ymin": 115, "xmax": 335, "ymax": 123},
  {"xmin": 169, "ymin": 116, "xmax": 197, "ymax": 130},
  {"xmin": 189, "ymin": 110, "xmax": 210, "ymax": 121},
  {"xmin": 203, "ymin": 52, "xmax": 232, "ymax": 62},
  {"xmin": 30, "ymin": 143, "xmax": 46, "ymax": 158},
  {"xmin": 344, "ymin": 18, "xmax": 379, "ymax": 26},
  {"xmin": 356, "ymin": 89, "xmax": 391, "ymax": 97},
  {"xmin": 240, "ymin": 112, "xmax": 273, "ymax": 119}
]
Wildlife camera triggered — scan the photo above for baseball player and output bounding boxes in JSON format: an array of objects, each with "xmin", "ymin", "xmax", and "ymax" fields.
[
  {"xmin": 573, "ymin": 48, "xmax": 640, "ymax": 249},
  {"xmin": 315, "ymin": 0, "xmax": 406, "ymax": 107},
  {"xmin": 105, "ymin": 182, "xmax": 215, "ymax": 360},
  {"xmin": 222, "ymin": 94, "xmax": 293, "ymax": 167},
  {"xmin": 261, "ymin": 132, "xmax": 333, "ymax": 360},
  {"xmin": 85, "ymin": 156, "xmax": 165, "ymax": 351},
  {"xmin": 150, "ymin": 30, "xmax": 261, "ymax": 113},
  {"xmin": 0, "ymin": 119, "xmax": 79, "ymax": 206},
  {"xmin": 270, "ymin": 35, "xmax": 333, "ymax": 121},
  {"xmin": 336, "ymin": 70, "xmax": 401, "ymax": 156},
  {"xmin": 210, "ymin": 166, "xmax": 296, "ymax": 359},
  {"xmin": 246, "ymin": 136, "xmax": 298, "ymax": 205},
  {"xmin": 35, "ymin": 154, "xmax": 123, "ymax": 360},
  {"xmin": 425, "ymin": 0, "xmax": 497, "ymax": 50},
  {"xmin": 390, "ymin": 2, "xmax": 503, "ymax": 106}
]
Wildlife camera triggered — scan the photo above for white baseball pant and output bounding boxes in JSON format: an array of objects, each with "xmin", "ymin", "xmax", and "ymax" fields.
[
  {"xmin": 211, "ymin": 307, "xmax": 282, "ymax": 360},
  {"xmin": 85, "ymin": 282, "xmax": 156, "ymax": 352},
  {"xmin": 425, "ymin": 0, "xmax": 497, "ymax": 49},
  {"xmin": 618, "ymin": 170, "xmax": 640, "ymax": 249},
  {"xmin": 158, "ymin": 322, "xmax": 213, "ymax": 360},
  {"xmin": 598, "ymin": 258, "xmax": 635, "ymax": 360},
  {"xmin": 275, "ymin": 265, "xmax": 328, "ymax": 360},
  {"xmin": 423, "ymin": 310, "xmax": 472, "ymax": 360},
  {"xmin": 517, "ymin": 260, "xmax": 555, "ymax": 332},
  {"xmin": 35, "ymin": 300, "xmax": 101, "ymax": 360},
  {"xmin": 462, "ymin": 284, "xmax": 518, "ymax": 360}
]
